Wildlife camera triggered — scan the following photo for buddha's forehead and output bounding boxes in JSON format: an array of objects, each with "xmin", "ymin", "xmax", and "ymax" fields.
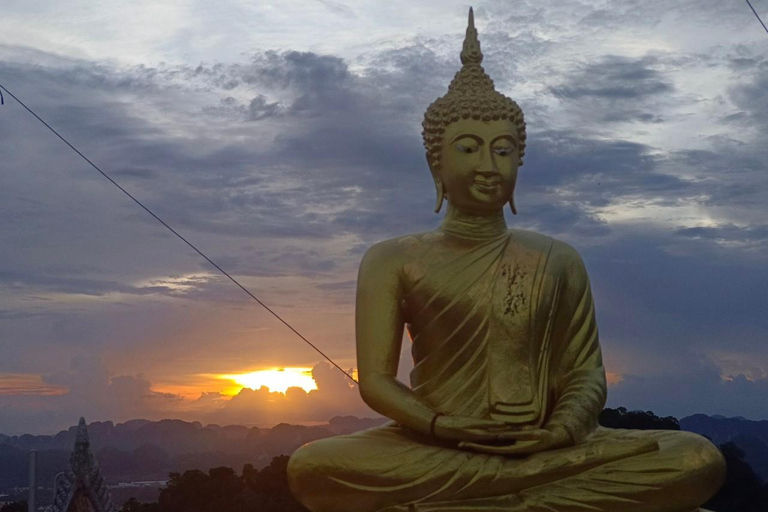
[{"xmin": 443, "ymin": 118, "xmax": 516, "ymax": 142}]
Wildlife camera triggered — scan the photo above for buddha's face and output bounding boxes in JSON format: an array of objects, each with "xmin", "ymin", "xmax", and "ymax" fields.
[{"xmin": 437, "ymin": 119, "xmax": 519, "ymax": 215}]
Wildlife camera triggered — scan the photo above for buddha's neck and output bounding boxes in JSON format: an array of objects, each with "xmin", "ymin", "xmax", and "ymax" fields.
[{"xmin": 440, "ymin": 204, "xmax": 508, "ymax": 240}]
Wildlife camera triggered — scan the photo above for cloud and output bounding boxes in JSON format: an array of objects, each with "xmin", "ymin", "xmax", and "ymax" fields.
[
  {"xmin": 675, "ymin": 224, "xmax": 768, "ymax": 246},
  {"xmin": 608, "ymin": 358, "xmax": 768, "ymax": 420},
  {"xmin": 0, "ymin": 356, "xmax": 183, "ymax": 434},
  {"xmin": 1, "ymin": 0, "xmax": 768, "ymax": 436},
  {"xmin": 0, "ymin": 358, "xmax": 375, "ymax": 434},
  {"xmin": 550, "ymin": 55, "xmax": 674, "ymax": 101},
  {"xmin": 314, "ymin": 0, "xmax": 357, "ymax": 19},
  {"xmin": 728, "ymin": 59, "xmax": 768, "ymax": 131},
  {"xmin": 212, "ymin": 362, "xmax": 369, "ymax": 425}
]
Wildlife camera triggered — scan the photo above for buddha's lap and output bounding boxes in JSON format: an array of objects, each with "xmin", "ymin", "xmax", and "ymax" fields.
[{"xmin": 288, "ymin": 423, "xmax": 724, "ymax": 491}]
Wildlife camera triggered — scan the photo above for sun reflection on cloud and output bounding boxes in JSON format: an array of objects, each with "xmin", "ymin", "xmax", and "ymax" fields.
[
  {"xmin": 220, "ymin": 367, "xmax": 318, "ymax": 394},
  {"xmin": 587, "ymin": 196, "xmax": 720, "ymax": 229},
  {"xmin": 135, "ymin": 273, "xmax": 217, "ymax": 292}
]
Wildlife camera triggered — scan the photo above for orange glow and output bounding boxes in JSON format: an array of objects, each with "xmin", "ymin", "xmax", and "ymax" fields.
[
  {"xmin": 606, "ymin": 372, "xmax": 623, "ymax": 386},
  {"xmin": 0, "ymin": 374, "xmax": 67, "ymax": 396},
  {"xmin": 221, "ymin": 367, "xmax": 318, "ymax": 393}
]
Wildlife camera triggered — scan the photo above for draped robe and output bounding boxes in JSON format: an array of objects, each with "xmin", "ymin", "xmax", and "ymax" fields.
[{"xmin": 288, "ymin": 229, "xmax": 725, "ymax": 512}]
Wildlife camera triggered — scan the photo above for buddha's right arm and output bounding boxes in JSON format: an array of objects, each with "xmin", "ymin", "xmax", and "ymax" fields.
[{"xmin": 355, "ymin": 242, "xmax": 437, "ymax": 436}]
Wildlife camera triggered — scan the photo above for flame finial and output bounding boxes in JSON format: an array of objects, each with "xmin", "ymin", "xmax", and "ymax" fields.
[{"xmin": 460, "ymin": 7, "xmax": 483, "ymax": 66}]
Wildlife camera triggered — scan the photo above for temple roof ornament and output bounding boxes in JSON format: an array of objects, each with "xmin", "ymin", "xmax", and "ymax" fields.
[{"xmin": 52, "ymin": 418, "xmax": 118, "ymax": 512}]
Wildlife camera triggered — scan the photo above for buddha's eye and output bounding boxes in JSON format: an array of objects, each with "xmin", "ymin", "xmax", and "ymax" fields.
[
  {"xmin": 455, "ymin": 143, "xmax": 479, "ymax": 154},
  {"xmin": 493, "ymin": 146, "xmax": 513, "ymax": 156}
]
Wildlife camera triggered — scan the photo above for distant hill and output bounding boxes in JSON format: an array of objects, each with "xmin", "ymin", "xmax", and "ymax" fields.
[
  {"xmin": 0, "ymin": 416, "xmax": 387, "ymax": 491},
  {"xmin": 681, "ymin": 414, "xmax": 768, "ymax": 482},
  {"xmin": 2, "ymin": 412, "xmax": 765, "ymax": 493}
]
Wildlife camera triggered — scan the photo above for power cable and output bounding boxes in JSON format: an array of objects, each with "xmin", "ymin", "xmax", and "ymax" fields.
[
  {"xmin": 745, "ymin": 0, "xmax": 768, "ymax": 35},
  {"xmin": 0, "ymin": 83, "xmax": 358, "ymax": 385}
]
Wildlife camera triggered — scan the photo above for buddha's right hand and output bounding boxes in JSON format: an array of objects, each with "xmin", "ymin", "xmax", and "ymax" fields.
[{"xmin": 432, "ymin": 414, "xmax": 519, "ymax": 443}]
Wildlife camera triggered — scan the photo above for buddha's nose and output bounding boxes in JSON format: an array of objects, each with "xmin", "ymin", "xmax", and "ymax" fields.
[{"xmin": 475, "ymin": 148, "xmax": 498, "ymax": 176}]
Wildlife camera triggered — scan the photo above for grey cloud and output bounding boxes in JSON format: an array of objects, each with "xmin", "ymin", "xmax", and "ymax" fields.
[
  {"xmin": 676, "ymin": 224, "xmax": 768, "ymax": 244},
  {"xmin": 314, "ymin": 0, "xmax": 356, "ymax": 19},
  {"xmin": 609, "ymin": 360, "xmax": 768, "ymax": 420},
  {"xmin": 729, "ymin": 60, "xmax": 768, "ymax": 131},
  {"xmin": 545, "ymin": 55, "xmax": 678, "ymax": 124},
  {"xmin": 0, "ymin": 270, "xmax": 173, "ymax": 297},
  {"xmin": 213, "ymin": 246, "xmax": 338, "ymax": 279},
  {"xmin": 0, "ymin": 309, "xmax": 51, "ymax": 320},
  {"xmin": 0, "ymin": 356, "xmax": 184, "ymax": 434},
  {"xmin": 315, "ymin": 280, "xmax": 356, "ymax": 291},
  {"xmin": 247, "ymin": 94, "xmax": 282, "ymax": 120},
  {"xmin": 518, "ymin": 129, "xmax": 688, "ymax": 232},
  {"xmin": 550, "ymin": 56, "xmax": 674, "ymax": 100}
]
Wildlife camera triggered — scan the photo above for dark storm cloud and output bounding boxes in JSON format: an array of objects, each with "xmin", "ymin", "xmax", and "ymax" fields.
[
  {"xmin": 247, "ymin": 95, "xmax": 282, "ymax": 120},
  {"xmin": 550, "ymin": 56, "xmax": 673, "ymax": 100},
  {"xmin": 546, "ymin": 55, "xmax": 677, "ymax": 124},
  {"xmin": 0, "ymin": 47, "xmax": 442, "ymax": 307},
  {"xmin": 729, "ymin": 58, "xmax": 768, "ymax": 131},
  {"xmin": 187, "ymin": 47, "xmax": 455, "ymax": 240}
]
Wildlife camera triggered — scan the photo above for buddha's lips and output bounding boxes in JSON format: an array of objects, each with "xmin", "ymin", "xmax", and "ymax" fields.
[{"xmin": 474, "ymin": 179, "xmax": 501, "ymax": 191}]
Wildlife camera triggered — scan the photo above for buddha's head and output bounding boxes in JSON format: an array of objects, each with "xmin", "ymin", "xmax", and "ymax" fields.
[{"xmin": 422, "ymin": 7, "xmax": 526, "ymax": 215}]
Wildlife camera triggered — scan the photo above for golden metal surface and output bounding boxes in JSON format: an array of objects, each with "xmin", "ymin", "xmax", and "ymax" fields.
[{"xmin": 288, "ymin": 7, "xmax": 726, "ymax": 512}]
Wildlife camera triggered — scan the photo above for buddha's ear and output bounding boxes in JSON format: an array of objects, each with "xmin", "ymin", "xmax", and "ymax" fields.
[
  {"xmin": 426, "ymin": 152, "xmax": 445, "ymax": 214},
  {"xmin": 508, "ymin": 194, "xmax": 517, "ymax": 215},
  {"xmin": 508, "ymin": 173, "xmax": 518, "ymax": 215}
]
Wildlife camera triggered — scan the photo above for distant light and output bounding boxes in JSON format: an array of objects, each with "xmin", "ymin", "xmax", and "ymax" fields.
[{"xmin": 221, "ymin": 368, "xmax": 317, "ymax": 393}]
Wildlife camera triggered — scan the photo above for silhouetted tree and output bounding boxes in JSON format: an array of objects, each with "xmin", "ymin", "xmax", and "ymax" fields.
[
  {"xmin": 599, "ymin": 407, "xmax": 768, "ymax": 512},
  {"xmin": 121, "ymin": 497, "xmax": 160, "ymax": 512},
  {"xmin": 122, "ymin": 456, "xmax": 308, "ymax": 512},
  {"xmin": 599, "ymin": 407, "xmax": 680, "ymax": 430},
  {"xmin": 0, "ymin": 502, "xmax": 27, "ymax": 512},
  {"xmin": 123, "ymin": 413, "xmax": 768, "ymax": 512},
  {"xmin": 704, "ymin": 442, "xmax": 768, "ymax": 512},
  {"xmin": 244, "ymin": 455, "xmax": 307, "ymax": 512}
]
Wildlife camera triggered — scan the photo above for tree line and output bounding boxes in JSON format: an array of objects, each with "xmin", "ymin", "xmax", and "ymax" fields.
[{"xmin": 1, "ymin": 408, "xmax": 766, "ymax": 512}]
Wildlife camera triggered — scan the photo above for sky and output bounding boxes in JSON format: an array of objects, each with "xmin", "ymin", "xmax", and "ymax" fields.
[{"xmin": 0, "ymin": 0, "xmax": 767, "ymax": 435}]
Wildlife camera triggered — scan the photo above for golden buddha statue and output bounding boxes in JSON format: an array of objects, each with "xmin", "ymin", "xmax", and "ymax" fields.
[{"xmin": 288, "ymin": 8, "xmax": 725, "ymax": 512}]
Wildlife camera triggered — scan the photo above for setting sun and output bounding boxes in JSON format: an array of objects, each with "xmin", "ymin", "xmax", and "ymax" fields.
[{"xmin": 221, "ymin": 367, "xmax": 318, "ymax": 393}]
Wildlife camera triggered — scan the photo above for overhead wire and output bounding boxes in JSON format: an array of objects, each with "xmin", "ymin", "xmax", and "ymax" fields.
[
  {"xmin": 745, "ymin": 0, "xmax": 768, "ymax": 35},
  {"xmin": 3, "ymin": 3, "xmax": 766, "ymax": 390},
  {"xmin": 0, "ymin": 83, "xmax": 358, "ymax": 385}
]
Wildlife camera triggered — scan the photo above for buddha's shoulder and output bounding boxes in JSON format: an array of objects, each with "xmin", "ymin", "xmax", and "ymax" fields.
[
  {"xmin": 366, "ymin": 231, "xmax": 444, "ymax": 253},
  {"xmin": 359, "ymin": 231, "xmax": 445, "ymax": 267},
  {"xmin": 509, "ymin": 229, "xmax": 586, "ymax": 271}
]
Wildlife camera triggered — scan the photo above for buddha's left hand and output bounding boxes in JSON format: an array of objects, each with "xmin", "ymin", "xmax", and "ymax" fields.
[{"xmin": 457, "ymin": 424, "xmax": 572, "ymax": 455}]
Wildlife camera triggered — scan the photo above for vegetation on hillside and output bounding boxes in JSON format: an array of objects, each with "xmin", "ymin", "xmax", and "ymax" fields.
[
  {"xmin": 3, "ymin": 409, "xmax": 766, "ymax": 512},
  {"xmin": 113, "ymin": 408, "xmax": 768, "ymax": 512},
  {"xmin": 120, "ymin": 455, "xmax": 305, "ymax": 512}
]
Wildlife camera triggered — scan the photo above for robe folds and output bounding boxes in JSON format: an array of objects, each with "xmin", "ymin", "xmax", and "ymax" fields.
[{"xmin": 288, "ymin": 229, "xmax": 726, "ymax": 512}]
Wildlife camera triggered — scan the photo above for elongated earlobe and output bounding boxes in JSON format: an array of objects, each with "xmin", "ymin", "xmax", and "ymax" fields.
[
  {"xmin": 426, "ymin": 151, "xmax": 445, "ymax": 214},
  {"xmin": 434, "ymin": 179, "xmax": 445, "ymax": 213},
  {"xmin": 509, "ymin": 187, "xmax": 517, "ymax": 215}
]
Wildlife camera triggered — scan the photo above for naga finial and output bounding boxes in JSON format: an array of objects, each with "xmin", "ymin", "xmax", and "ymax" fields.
[
  {"xmin": 76, "ymin": 417, "xmax": 89, "ymax": 447},
  {"xmin": 460, "ymin": 7, "xmax": 483, "ymax": 66}
]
